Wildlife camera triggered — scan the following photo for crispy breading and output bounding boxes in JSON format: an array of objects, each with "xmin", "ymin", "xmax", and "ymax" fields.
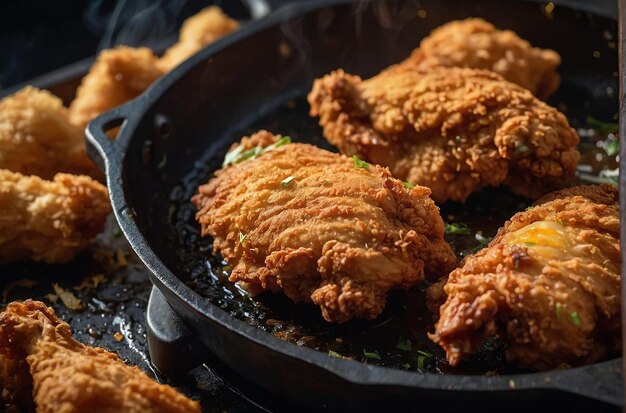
[
  {"xmin": 192, "ymin": 130, "xmax": 456, "ymax": 323},
  {"xmin": 0, "ymin": 170, "xmax": 111, "ymax": 264},
  {"xmin": 158, "ymin": 6, "xmax": 239, "ymax": 71},
  {"xmin": 429, "ymin": 185, "xmax": 621, "ymax": 369},
  {"xmin": 0, "ymin": 87, "xmax": 100, "ymax": 179},
  {"xmin": 308, "ymin": 67, "xmax": 580, "ymax": 203},
  {"xmin": 68, "ymin": 46, "xmax": 164, "ymax": 133},
  {"xmin": 397, "ymin": 18, "xmax": 561, "ymax": 99},
  {"xmin": 0, "ymin": 300, "xmax": 201, "ymax": 413}
]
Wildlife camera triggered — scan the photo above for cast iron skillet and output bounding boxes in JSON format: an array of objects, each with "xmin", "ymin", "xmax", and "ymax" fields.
[{"xmin": 85, "ymin": 0, "xmax": 622, "ymax": 410}]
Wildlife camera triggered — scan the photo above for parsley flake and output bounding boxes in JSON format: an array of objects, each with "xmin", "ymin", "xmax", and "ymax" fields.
[
  {"xmin": 556, "ymin": 302, "xmax": 563, "ymax": 320},
  {"xmin": 239, "ymin": 231, "xmax": 247, "ymax": 244},
  {"xmin": 587, "ymin": 116, "xmax": 618, "ymax": 134},
  {"xmin": 280, "ymin": 176, "xmax": 295, "ymax": 187},
  {"xmin": 417, "ymin": 350, "xmax": 432, "ymax": 370},
  {"xmin": 328, "ymin": 350, "xmax": 344, "ymax": 358},
  {"xmin": 403, "ymin": 181, "xmax": 415, "ymax": 189},
  {"xmin": 222, "ymin": 136, "xmax": 291, "ymax": 167},
  {"xmin": 353, "ymin": 155, "xmax": 369, "ymax": 169},
  {"xmin": 570, "ymin": 311, "xmax": 581, "ymax": 327},
  {"xmin": 363, "ymin": 350, "xmax": 381, "ymax": 360},
  {"xmin": 602, "ymin": 139, "xmax": 619, "ymax": 156},
  {"xmin": 445, "ymin": 223, "xmax": 471, "ymax": 235}
]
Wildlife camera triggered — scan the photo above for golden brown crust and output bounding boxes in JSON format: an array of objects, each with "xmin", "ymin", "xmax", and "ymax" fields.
[
  {"xmin": 398, "ymin": 18, "xmax": 561, "ymax": 99},
  {"xmin": 68, "ymin": 7, "xmax": 238, "ymax": 133},
  {"xmin": 158, "ymin": 6, "xmax": 239, "ymax": 71},
  {"xmin": 0, "ymin": 170, "xmax": 111, "ymax": 264},
  {"xmin": 308, "ymin": 67, "xmax": 579, "ymax": 203},
  {"xmin": 68, "ymin": 46, "xmax": 164, "ymax": 133},
  {"xmin": 192, "ymin": 130, "xmax": 456, "ymax": 322},
  {"xmin": 0, "ymin": 300, "xmax": 201, "ymax": 413},
  {"xmin": 430, "ymin": 184, "xmax": 621, "ymax": 369},
  {"xmin": 0, "ymin": 87, "xmax": 100, "ymax": 179}
]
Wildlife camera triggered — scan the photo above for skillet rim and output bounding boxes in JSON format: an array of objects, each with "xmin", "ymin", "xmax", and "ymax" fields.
[{"xmin": 84, "ymin": 0, "xmax": 623, "ymax": 404}]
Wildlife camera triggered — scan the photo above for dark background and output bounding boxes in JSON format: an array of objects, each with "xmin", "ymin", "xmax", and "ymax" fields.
[{"xmin": 0, "ymin": 0, "xmax": 255, "ymax": 90}]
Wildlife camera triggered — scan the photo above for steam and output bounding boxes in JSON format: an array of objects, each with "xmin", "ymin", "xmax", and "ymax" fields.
[{"xmin": 83, "ymin": 0, "xmax": 193, "ymax": 51}]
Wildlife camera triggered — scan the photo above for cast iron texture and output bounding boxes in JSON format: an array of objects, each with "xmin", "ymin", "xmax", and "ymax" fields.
[{"xmin": 86, "ymin": 0, "xmax": 623, "ymax": 411}]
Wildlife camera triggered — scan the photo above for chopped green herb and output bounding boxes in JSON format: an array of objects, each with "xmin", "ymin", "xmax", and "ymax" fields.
[
  {"xmin": 587, "ymin": 116, "xmax": 618, "ymax": 134},
  {"xmin": 417, "ymin": 355, "xmax": 426, "ymax": 369},
  {"xmin": 353, "ymin": 155, "xmax": 370, "ymax": 169},
  {"xmin": 363, "ymin": 350, "xmax": 381, "ymax": 360},
  {"xmin": 157, "ymin": 153, "xmax": 168, "ymax": 169},
  {"xmin": 328, "ymin": 350, "xmax": 344, "ymax": 358},
  {"xmin": 396, "ymin": 338, "xmax": 412, "ymax": 351},
  {"xmin": 222, "ymin": 136, "xmax": 291, "ymax": 167},
  {"xmin": 570, "ymin": 311, "xmax": 581, "ymax": 327},
  {"xmin": 322, "ymin": 179, "xmax": 330, "ymax": 185},
  {"xmin": 556, "ymin": 302, "xmax": 563, "ymax": 320},
  {"xmin": 403, "ymin": 181, "xmax": 415, "ymax": 189},
  {"xmin": 525, "ymin": 206, "xmax": 535, "ymax": 211},
  {"xmin": 524, "ymin": 242, "xmax": 536, "ymax": 247},
  {"xmin": 445, "ymin": 223, "xmax": 471, "ymax": 235},
  {"xmin": 280, "ymin": 176, "xmax": 295, "ymax": 187},
  {"xmin": 557, "ymin": 220, "xmax": 565, "ymax": 226},
  {"xmin": 416, "ymin": 351, "xmax": 432, "ymax": 370},
  {"xmin": 239, "ymin": 231, "xmax": 247, "ymax": 244},
  {"xmin": 112, "ymin": 228, "xmax": 122, "ymax": 238},
  {"xmin": 402, "ymin": 363, "xmax": 411, "ymax": 369},
  {"xmin": 602, "ymin": 139, "xmax": 619, "ymax": 156}
]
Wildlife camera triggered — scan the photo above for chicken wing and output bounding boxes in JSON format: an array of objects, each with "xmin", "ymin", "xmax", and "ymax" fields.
[
  {"xmin": 429, "ymin": 184, "xmax": 620, "ymax": 369},
  {"xmin": 0, "ymin": 170, "xmax": 111, "ymax": 264},
  {"xmin": 192, "ymin": 130, "xmax": 456, "ymax": 323},
  {"xmin": 308, "ymin": 67, "xmax": 580, "ymax": 203},
  {"xmin": 0, "ymin": 300, "xmax": 200, "ymax": 413},
  {"xmin": 68, "ymin": 6, "xmax": 238, "ymax": 134},
  {"xmin": 396, "ymin": 18, "xmax": 561, "ymax": 99},
  {"xmin": 0, "ymin": 87, "xmax": 100, "ymax": 179},
  {"xmin": 158, "ymin": 6, "xmax": 240, "ymax": 71},
  {"xmin": 68, "ymin": 46, "xmax": 164, "ymax": 133}
]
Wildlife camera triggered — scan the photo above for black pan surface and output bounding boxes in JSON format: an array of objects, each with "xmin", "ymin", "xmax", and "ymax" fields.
[{"xmin": 86, "ymin": 0, "xmax": 622, "ymax": 410}]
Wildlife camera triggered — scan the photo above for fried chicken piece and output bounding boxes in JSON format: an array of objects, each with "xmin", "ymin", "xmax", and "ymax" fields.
[
  {"xmin": 0, "ymin": 300, "xmax": 200, "ymax": 413},
  {"xmin": 193, "ymin": 130, "xmax": 456, "ymax": 323},
  {"xmin": 0, "ymin": 170, "xmax": 111, "ymax": 264},
  {"xmin": 68, "ymin": 46, "xmax": 164, "ymax": 133},
  {"xmin": 396, "ymin": 18, "xmax": 561, "ymax": 99},
  {"xmin": 158, "ymin": 6, "xmax": 239, "ymax": 71},
  {"xmin": 429, "ymin": 184, "xmax": 621, "ymax": 369},
  {"xmin": 308, "ymin": 67, "xmax": 580, "ymax": 203},
  {"xmin": 0, "ymin": 87, "xmax": 100, "ymax": 180}
]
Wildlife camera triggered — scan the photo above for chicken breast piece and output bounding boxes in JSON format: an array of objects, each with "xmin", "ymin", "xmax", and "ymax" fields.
[
  {"xmin": 68, "ymin": 46, "xmax": 164, "ymax": 133},
  {"xmin": 0, "ymin": 170, "xmax": 111, "ymax": 264},
  {"xmin": 158, "ymin": 6, "xmax": 240, "ymax": 71},
  {"xmin": 396, "ymin": 18, "xmax": 561, "ymax": 99},
  {"xmin": 429, "ymin": 185, "xmax": 620, "ymax": 370},
  {"xmin": 0, "ymin": 300, "xmax": 201, "ymax": 413},
  {"xmin": 308, "ymin": 67, "xmax": 580, "ymax": 203},
  {"xmin": 0, "ymin": 87, "xmax": 100, "ymax": 179},
  {"xmin": 192, "ymin": 130, "xmax": 456, "ymax": 323}
]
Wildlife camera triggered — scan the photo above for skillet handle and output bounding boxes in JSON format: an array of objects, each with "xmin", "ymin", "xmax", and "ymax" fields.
[{"xmin": 84, "ymin": 105, "xmax": 130, "ymax": 175}]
